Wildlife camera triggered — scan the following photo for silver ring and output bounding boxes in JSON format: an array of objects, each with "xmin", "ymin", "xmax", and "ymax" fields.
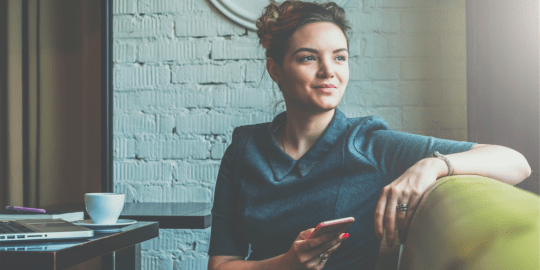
[
  {"xmin": 320, "ymin": 253, "xmax": 326, "ymax": 263},
  {"xmin": 396, "ymin": 204, "xmax": 408, "ymax": 211}
]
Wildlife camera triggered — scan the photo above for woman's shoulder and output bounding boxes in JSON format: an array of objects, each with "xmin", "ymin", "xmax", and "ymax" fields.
[
  {"xmin": 233, "ymin": 122, "xmax": 271, "ymax": 134},
  {"xmin": 345, "ymin": 115, "xmax": 390, "ymax": 134}
]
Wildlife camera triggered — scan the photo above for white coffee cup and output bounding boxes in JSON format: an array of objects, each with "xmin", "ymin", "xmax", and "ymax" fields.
[{"xmin": 84, "ymin": 193, "xmax": 125, "ymax": 224}]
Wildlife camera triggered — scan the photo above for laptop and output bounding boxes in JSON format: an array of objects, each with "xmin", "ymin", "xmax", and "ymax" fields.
[{"xmin": 0, "ymin": 219, "xmax": 94, "ymax": 242}]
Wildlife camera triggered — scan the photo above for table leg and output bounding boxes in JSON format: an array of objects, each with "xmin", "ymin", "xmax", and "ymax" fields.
[
  {"xmin": 101, "ymin": 253, "xmax": 114, "ymax": 270},
  {"xmin": 115, "ymin": 243, "xmax": 141, "ymax": 270}
]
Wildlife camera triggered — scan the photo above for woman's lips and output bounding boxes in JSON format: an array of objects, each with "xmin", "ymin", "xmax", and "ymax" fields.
[{"xmin": 315, "ymin": 84, "xmax": 336, "ymax": 93}]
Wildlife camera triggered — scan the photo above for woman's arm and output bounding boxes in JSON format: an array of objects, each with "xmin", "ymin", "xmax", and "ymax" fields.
[
  {"xmin": 434, "ymin": 144, "xmax": 531, "ymax": 185},
  {"xmin": 208, "ymin": 229, "xmax": 348, "ymax": 270},
  {"xmin": 374, "ymin": 143, "xmax": 531, "ymax": 248}
]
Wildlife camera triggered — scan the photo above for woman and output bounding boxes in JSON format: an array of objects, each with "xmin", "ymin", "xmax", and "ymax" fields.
[{"xmin": 207, "ymin": 1, "xmax": 531, "ymax": 269}]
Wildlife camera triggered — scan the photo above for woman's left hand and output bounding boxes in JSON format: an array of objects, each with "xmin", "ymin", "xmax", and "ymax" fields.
[{"xmin": 374, "ymin": 157, "xmax": 446, "ymax": 248}]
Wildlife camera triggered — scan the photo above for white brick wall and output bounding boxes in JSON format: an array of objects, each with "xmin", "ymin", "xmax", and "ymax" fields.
[{"xmin": 113, "ymin": 0, "xmax": 468, "ymax": 268}]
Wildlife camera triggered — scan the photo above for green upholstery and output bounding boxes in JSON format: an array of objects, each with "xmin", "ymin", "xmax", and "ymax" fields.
[{"xmin": 399, "ymin": 175, "xmax": 540, "ymax": 270}]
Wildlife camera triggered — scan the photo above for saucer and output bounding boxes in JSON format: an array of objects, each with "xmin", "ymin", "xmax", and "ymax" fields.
[{"xmin": 73, "ymin": 219, "xmax": 137, "ymax": 233}]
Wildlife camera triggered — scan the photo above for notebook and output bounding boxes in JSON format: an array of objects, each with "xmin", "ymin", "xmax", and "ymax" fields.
[{"xmin": 0, "ymin": 219, "xmax": 93, "ymax": 242}]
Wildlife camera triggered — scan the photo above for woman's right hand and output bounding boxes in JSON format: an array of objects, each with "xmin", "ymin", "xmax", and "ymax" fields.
[{"xmin": 281, "ymin": 228, "xmax": 349, "ymax": 270}]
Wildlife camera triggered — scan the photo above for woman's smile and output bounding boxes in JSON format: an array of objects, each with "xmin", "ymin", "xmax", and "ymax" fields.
[{"xmin": 314, "ymin": 84, "xmax": 337, "ymax": 94}]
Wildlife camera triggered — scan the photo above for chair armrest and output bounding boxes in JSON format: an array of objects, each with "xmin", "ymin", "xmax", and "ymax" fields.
[{"xmin": 399, "ymin": 175, "xmax": 539, "ymax": 270}]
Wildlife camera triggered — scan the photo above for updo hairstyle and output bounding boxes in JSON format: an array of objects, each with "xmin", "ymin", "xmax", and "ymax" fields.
[{"xmin": 256, "ymin": 1, "xmax": 351, "ymax": 67}]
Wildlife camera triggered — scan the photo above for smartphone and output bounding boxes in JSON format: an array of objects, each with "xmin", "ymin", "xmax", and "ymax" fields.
[{"xmin": 306, "ymin": 217, "xmax": 355, "ymax": 240}]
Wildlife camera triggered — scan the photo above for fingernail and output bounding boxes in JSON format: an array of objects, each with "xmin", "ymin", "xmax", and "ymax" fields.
[{"xmin": 342, "ymin": 233, "xmax": 349, "ymax": 239}]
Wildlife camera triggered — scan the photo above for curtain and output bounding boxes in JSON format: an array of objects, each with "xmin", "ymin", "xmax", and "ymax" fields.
[{"xmin": 0, "ymin": 1, "xmax": 102, "ymax": 269}]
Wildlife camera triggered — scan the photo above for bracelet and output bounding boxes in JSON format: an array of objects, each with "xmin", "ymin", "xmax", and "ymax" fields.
[{"xmin": 430, "ymin": 151, "xmax": 453, "ymax": 176}]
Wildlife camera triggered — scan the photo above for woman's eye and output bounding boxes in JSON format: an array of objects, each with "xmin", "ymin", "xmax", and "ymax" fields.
[
  {"xmin": 300, "ymin": 55, "xmax": 315, "ymax": 61},
  {"xmin": 335, "ymin": 55, "xmax": 347, "ymax": 61}
]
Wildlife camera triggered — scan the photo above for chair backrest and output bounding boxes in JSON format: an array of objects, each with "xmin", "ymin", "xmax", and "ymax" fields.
[{"xmin": 398, "ymin": 175, "xmax": 539, "ymax": 270}]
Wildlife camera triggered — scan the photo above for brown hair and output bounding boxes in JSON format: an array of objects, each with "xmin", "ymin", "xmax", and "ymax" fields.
[{"xmin": 256, "ymin": 1, "xmax": 351, "ymax": 67}]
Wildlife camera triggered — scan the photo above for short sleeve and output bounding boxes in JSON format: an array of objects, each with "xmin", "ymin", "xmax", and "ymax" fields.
[
  {"xmin": 354, "ymin": 116, "xmax": 476, "ymax": 180},
  {"xmin": 208, "ymin": 129, "xmax": 250, "ymax": 257}
]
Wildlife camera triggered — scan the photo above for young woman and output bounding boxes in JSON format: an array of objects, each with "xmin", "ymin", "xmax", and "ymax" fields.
[{"xmin": 207, "ymin": 1, "xmax": 531, "ymax": 269}]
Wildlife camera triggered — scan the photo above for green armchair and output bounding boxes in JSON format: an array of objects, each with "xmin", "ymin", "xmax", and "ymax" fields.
[{"xmin": 376, "ymin": 175, "xmax": 539, "ymax": 270}]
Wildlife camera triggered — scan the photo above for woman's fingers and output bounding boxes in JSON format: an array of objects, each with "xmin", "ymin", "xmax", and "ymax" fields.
[
  {"xmin": 384, "ymin": 186, "xmax": 400, "ymax": 248},
  {"xmin": 374, "ymin": 189, "xmax": 388, "ymax": 241},
  {"xmin": 400, "ymin": 188, "xmax": 422, "ymax": 243}
]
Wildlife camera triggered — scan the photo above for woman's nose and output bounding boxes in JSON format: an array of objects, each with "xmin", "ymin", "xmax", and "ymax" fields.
[{"xmin": 317, "ymin": 59, "xmax": 335, "ymax": 78}]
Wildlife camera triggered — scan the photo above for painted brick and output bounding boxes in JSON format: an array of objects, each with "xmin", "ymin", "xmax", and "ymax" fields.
[
  {"xmin": 401, "ymin": 10, "xmax": 465, "ymax": 34},
  {"xmin": 114, "ymin": 182, "xmax": 138, "ymax": 202},
  {"xmin": 172, "ymin": 63, "xmax": 243, "ymax": 84},
  {"xmin": 142, "ymin": 228, "xmax": 210, "ymax": 251},
  {"xmin": 349, "ymin": 10, "xmax": 400, "ymax": 33},
  {"xmin": 245, "ymin": 61, "xmax": 270, "ymax": 83},
  {"xmin": 138, "ymin": 0, "xmax": 212, "ymax": 13},
  {"xmin": 113, "ymin": 91, "xmax": 137, "ymax": 111},
  {"xmin": 397, "ymin": 34, "xmax": 441, "ymax": 57},
  {"xmin": 139, "ymin": 40, "xmax": 210, "ymax": 63},
  {"xmin": 349, "ymin": 59, "xmax": 401, "ymax": 81},
  {"xmin": 353, "ymin": 34, "xmax": 442, "ymax": 58},
  {"xmin": 175, "ymin": 13, "xmax": 245, "ymax": 37},
  {"xmin": 186, "ymin": 163, "xmax": 220, "ymax": 183},
  {"xmin": 158, "ymin": 114, "xmax": 175, "ymax": 133},
  {"xmin": 402, "ymin": 106, "xmax": 467, "ymax": 130},
  {"xmin": 114, "ymin": 137, "xmax": 136, "ymax": 158},
  {"xmin": 133, "ymin": 88, "xmax": 210, "ymax": 109},
  {"xmin": 342, "ymin": 81, "xmax": 442, "ymax": 107},
  {"xmin": 136, "ymin": 137, "xmax": 209, "ymax": 160},
  {"xmin": 114, "ymin": 42, "xmax": 136, "ymax": 63},
  {"xmin": 176, "ymin": 254, "xmax": 210, "ymax": 270},
  {"xmin": 114, "ymin": 65, "xmax": 170, "ymax": 90},
  {"xmin": 440, "ymin": 80, "xmax": 467, "ymax": 105},
  {"xmin": 114, "ymin": 161, "xmax": 173, "ymax": 182},
  {"xmin": 211, "ymin": 142, "xmax": 228, "ymax": 159},
  {"xmin": 114, "ymin": 112, "xmax": 156, "ymax": 134},
  {"xmin": 228, "ymin": 86, "xmax": 269, "ymax": 108},
  {"xmin": 114, "ymin": 15, "xmax": 174, "ymax": 38},
  {"xmin": 379, "ymin": 0, "xmax": 444, "ymax": 9},
  {"xmin": 113, "ymin": 0, "xmax": 136, "ymax": 14},
  {"xmin": 441, "ymin": 34, "xmax": 466, "ymax": 58},
  {"xmin": 401, "ymin": 59, "xmax": 466, "ymax": 80},
  {"xmin": 175, "ymin": 113, "xmax": 250, "ymax": 134},
  {"xmin": 212, "ymin": 38, "xmax": 265, "ymax": 60},
  {"xmin": 141, "ymin": 250, "xmax": 174, "ymax": 270}
]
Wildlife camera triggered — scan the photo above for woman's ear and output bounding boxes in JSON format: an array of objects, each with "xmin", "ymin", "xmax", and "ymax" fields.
[{"xmin": 266, "ymin": 57, "xmax": 281, "ymax": 84}]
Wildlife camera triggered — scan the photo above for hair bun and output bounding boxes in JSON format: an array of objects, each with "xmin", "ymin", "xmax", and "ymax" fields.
[{"xmin": 256, "ymin": 3, "xmax": 281, "ymax": 50}]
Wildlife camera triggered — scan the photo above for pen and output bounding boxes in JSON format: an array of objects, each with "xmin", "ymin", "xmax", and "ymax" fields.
[{"xmin": 5, "ymin": 206, "xmax": 46, "ymax": 213}]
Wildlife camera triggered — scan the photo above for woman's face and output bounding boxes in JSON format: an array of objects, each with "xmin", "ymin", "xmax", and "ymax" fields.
[{"xmin": 269, "ymin": 22, "xmax": 349, "ymax": 113}]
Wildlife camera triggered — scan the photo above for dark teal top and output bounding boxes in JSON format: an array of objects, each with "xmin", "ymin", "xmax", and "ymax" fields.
[{"xmin": 208, "ymin": 109, "xmax": 475, "ymax": 269}]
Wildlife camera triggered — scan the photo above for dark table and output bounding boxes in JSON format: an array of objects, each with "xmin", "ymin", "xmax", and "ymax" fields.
[
  {"xmin": 0, "ymin": 221, "xmax": 159, "ymax": 270},
  {"xmin": 41, "ymin": 202, "xmax": 213, "ymax": 269},
  {"xmin": 47, "ymin": 202, "xmax": 213, "ymax": 229}
]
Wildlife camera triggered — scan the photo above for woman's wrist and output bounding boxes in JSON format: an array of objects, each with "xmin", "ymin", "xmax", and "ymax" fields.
[{"xmin": 421, "ymin": 157, "xmax": 449, "ymax": 179}]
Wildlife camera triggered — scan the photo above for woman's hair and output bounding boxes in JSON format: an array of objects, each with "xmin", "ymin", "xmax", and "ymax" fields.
[{"xmin": 256, "ymin": 1, "xmax": 351, "ymax": 67}]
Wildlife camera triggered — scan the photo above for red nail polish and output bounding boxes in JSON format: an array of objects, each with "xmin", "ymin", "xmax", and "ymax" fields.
[{"xmin": 342, "ymin": 233, "xmax": 349, "ymax": 239}]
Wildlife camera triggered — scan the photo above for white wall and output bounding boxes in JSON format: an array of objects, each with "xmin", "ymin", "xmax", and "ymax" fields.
[{"xmin": 113, "ymin": 0, "xmax": 468, "ymax": 268}]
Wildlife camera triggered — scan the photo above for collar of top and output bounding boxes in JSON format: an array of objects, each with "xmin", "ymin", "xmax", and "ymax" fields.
[{"xmin": 265, "ymin": 108, "xmax": 348, "ymax": 181}]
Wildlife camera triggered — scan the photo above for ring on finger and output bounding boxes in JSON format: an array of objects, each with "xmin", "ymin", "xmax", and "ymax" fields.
[
  {"xmin": 320, "ymin": 253, "xmax": 326, "ymax": 263},
  {"xmin": 396, "ymin": 203, "xmax": 408, "ymax": 211}
]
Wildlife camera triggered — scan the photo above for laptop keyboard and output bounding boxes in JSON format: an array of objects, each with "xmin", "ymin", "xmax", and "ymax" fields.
[{"xmin": 0, "ymin": 221, "xmax": 35, "ymax": 234}]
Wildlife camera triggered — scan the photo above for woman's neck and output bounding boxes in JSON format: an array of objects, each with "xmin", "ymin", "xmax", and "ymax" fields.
[{"xmin": 280, "ymin": 107, "xmax": 335, "ymax": 160}]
